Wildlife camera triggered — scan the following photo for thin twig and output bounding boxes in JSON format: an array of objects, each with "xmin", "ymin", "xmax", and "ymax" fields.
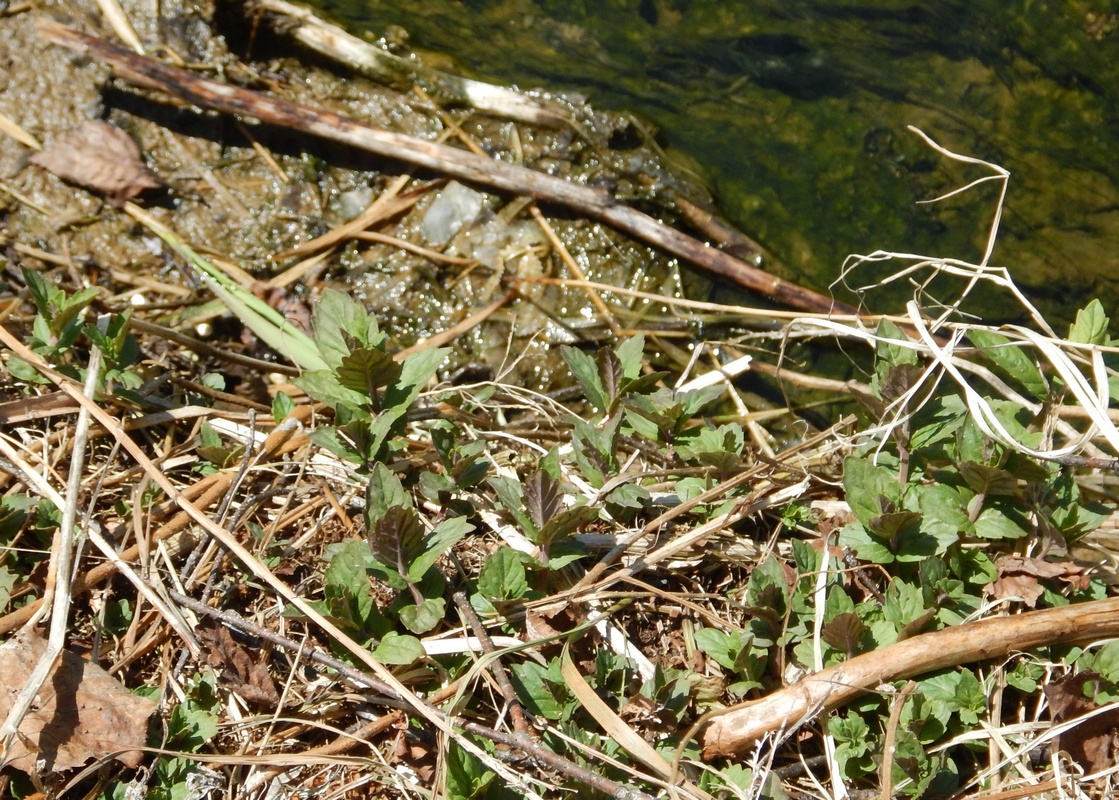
[{"xmin": 451, "ymin": 592, "xmax": 530, "ymax": 736}]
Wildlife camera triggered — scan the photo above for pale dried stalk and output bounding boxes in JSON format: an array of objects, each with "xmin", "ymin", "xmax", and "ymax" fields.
[{"xmin": 0, "ymin": 347, "xmax": 98, "ymax": 759}]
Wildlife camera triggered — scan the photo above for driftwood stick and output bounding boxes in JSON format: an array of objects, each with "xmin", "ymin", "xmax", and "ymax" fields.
[
  {"xmin": 37, "ymin": 20, "xmax": 854, "ymax": 317},
  {"xmin": 701, "ymin": 595, "xmax": 1119, "ymax": 759}
]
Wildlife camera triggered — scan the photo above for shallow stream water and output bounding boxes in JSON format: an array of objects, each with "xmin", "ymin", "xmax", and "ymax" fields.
[{"xmin": 308, "ymin": 0, "xmax": 1119, "ymax": 327}]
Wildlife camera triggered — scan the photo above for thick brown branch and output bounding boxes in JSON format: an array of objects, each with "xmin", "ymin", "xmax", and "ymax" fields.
[
  {"xmin": 37, "ymin": 20, "xmax": 854, "ymax": 317},
  {"xmin": 702, "ymin": 595, "xmax": 1119, "ymax": 759}
]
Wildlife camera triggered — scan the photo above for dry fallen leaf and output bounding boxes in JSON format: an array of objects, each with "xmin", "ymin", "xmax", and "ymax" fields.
[
  {"xmin": 29, "ymin": 120, "xmax": 162, "ymax": 206},
  {"xmin": 196, "ymin": 621, "xmax": 280, "ymax": 708},
  {"xmin": 986, "ymin": 554, "xmax": 1089, "ymax": 607},
  {"xmin": 0, "ymin": 629, "xmax": 156, "ymax": 773},
  {"xmin": 1043, "ymin": 671, "xmax": 1119, "ymax": 774}
]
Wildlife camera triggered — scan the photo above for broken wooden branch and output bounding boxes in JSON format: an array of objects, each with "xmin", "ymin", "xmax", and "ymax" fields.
[{"xmin": 701, "ymin": 595, "xmax": 1119, "ymax": 759}]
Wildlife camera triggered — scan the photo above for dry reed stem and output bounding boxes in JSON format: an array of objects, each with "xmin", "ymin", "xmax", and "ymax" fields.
[
  {"xmin": 0, "ymin": 349, "xmax": 99, "ymax": 759},
  {"xmin": 529, "ymin": 205, "xmax": 623, "ymax": 336}
]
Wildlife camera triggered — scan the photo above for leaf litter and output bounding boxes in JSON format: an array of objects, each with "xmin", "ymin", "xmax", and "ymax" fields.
[
  {"xmin": 29, "ymin": 120, "xmax": 162, "ymax": 207},
  {"xmin": 0, "ymin": 630, "xmax": 155, "ymax": 772}
]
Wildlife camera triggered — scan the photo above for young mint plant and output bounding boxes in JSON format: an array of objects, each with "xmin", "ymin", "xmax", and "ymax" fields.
[
  {"xmin": 623, "ymin": 385, "xmax": 723, "ymax": 446},
  {"xmin": 560, "ymin": 334, "xmax": 665, "ymax": 418},
  {"xmin": 364, "ymin": 464, "xmax": 472, "ymax": 634},
  {"xmin": 9, "ymin": 266, "xmax": 101, "ymax": 385},
  {"xmin": 83, "ymin": 309, "xmax": 142, "ymax": 390},
  {"xmin": 418, "ymin": 419, "xmax": 492, "ymax": 512},
  {"xmin": 295, "ymin": 289, "xmax": 448, "ymax": 466},
  {"xmin": 488, "ymin": 452, "xmax": 597, "ymax": 568}
]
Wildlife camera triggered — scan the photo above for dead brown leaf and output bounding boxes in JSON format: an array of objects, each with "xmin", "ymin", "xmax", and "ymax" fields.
[
  {"xmin": 196, "ymin": 621, "xmax": 280, "ymax": 708},
  {"xmin": 987, "ymin": 573, "xmax": 1045, "ymax": 607},
  {"xmin": 392, "ymin": 730, "xmax": 435, "ymax": 783},
  {"xmin": 0, "ymin": 629, "xmax": 156, "ymax": 773},
  {"xmin": 986, "ymin": 555, "xmax": 1090, "ymax": 607},
  {"xmin": 29, "ymin": 120, "xmax": 162, "ymax": 206},
  {"xmin": 1043, "ymin": 671, "xmax": 1119, "ymax": 774}
]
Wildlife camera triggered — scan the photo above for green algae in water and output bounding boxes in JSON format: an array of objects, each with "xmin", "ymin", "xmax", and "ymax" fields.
[{"xmin": 307, "ymin": 0, "xmax": 1119, "ymax": 327}]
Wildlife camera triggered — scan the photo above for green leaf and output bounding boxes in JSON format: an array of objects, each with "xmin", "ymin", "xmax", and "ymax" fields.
[
  {"xmin": 605, "ymin": 482, "xmax": 651, "ymax": 511},
  {"xmin": 987, "ymin": 400, "xmax": 1042, "ymax": 450},
  {"xmin": 446, "ymin": 741, "xmax": 496, "ymax": 800},
  {"xmin": 867, "ymin": 510, "xmax": 921, "ymax": 539},
  {"xmin": 167, "ymin": 675, "xmax": 220, "ymax": 752},
  {"xmin": 372, "ymin": 631, "xmax": 425, "ymax": 665},
  {"xmin": 208, "ymin": 275, "xmax": 326, "ymax": 371},
  {"xmin": 973, "ymin": 505, "xmax": 1028, "ymax": 539},
  {"xmin": 883, "ymin": 579, "xmax": 927, "ymax": 633},
  {"xmin": 746, "ymin": 555, "xmax": 789, "ymax": 618},
  {"xmin": 478, "ymin": 546, "xmax": 528, "ymax": 601},
  {"xmin": 966, "ymin": 329, "xmax": 1048, "ymax": 399},
  {"xmin": 820, "ymin": 612, "xmax": 867, "ymax": 655},
  {"xmin": 873, "ymin": 320, "xmax": 918, "ymax": 398},
  {"xmin": 510, "ymin": 661, "xmax": 567, "ymax": 720},
  {"xmin": 407, "ymin": 516, "xmax": 473, "ymax": 583},
  {"xmin": 7, "ymin": 356, "xmax": 49, "ymax": 384},
  {"xmin": 293, "ymin": 369, "xmax": 369, "ymax": 410},
  {"xmin": 0, "ymin": 496, "xmax": 30, "ymax": 540},
  {"xmin": 335, "ymin": 347, "xmax": 402, "ymax": 402},
  {"xmin": 367, "ymin": 505, "xmax": 425, "ymax": 579},
  {"xmin": 307, "ymin": 425, "xmax": 364, "ymax": 464},
  {"xmin": 524, "ymin": 467, "xmax": 563, "ymax": 531},
  {"xmin": 323, "ymin": 538, "xmax": 378, "ymax": 628},
  {"xmin": 920, "ymin": 669, "xmax": 984, "ymax": 725},
  {"xmin": 571, "ymin": 415, "xmax": 620, "ymax": 488},
  {"xmin": 198, "ymin": 421, "xmax": 222, "ymax": 450},
  {"xmin": 843, "ymin": 457, "xmax": 900, "ymax": 525},
  {"xmin": 675, "ymin": 423, "xmax": 744, "ymax": 470},
  {"xmin": 615, "ymin": 334, "xmax": 645, "ymax": 381},
  {"xmin": 271, "ymin": 392, "xmax": 296, "ymax": 423},
  {"xmin": 596, "ymin": 345, "xmax": 623, "ymax": 407},
  {"xmin": 917, "ymin": 484, "xmax": 969, "ymax": 540},
  {"xmin": 1088, "ymin": 640, "xmax": 1119, "ymax": 683},
  {"xmin": 535, "ymin": 505, "xmax": 599, "ymax": 549},
  {"xmin": 399, "ymin": 597, "xmax": 446, "ymax": 634},
  {"xmin": 48, "ymin": 287, "xmax": 100, "ymax": 340},
  {"xmin": 1068, "ymin": 299, "xmax": 1110, "ymax": 345},
  {"xmin": 840, "ymin": 522, "xmax": 896, "ymax": 564},
  {"xmin": 310, "ymin": 288, "xmax": 385, "ymax": 368},
  {"xmin": 561, "ymin": 345, "xmax": 609, "ymax": 412},
  {"xmin": 0, "ymin": 564, "xmax": 16, "ymax": 614},
  {"xmin": 488, "ymin": 475, "xmax": 536, "ymax": 537},
  {"xmin": 365, "ymin": 463, "xmax": 410, "ymax": 527},
  {"xmin": 957, "ymin": 461, "xmax": 1017, "ymax": 496},
  {"xmin": 694, "ymin": 627, "xmax": 748, "ymax": 671},
  {"xmin": 1005, "ymin": 660, "xmax": 1041, "ymax": 693},
  {"xmin": 661, "ymin": 386, "xmax": 701, "ymax": 417},
  {"xmin": 21, "ymin": 266, "xmax": 55, "ymax": 318},
  {"xmin": 382, "ymin": 346, "xmax": 448, "ymax": 413}
]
